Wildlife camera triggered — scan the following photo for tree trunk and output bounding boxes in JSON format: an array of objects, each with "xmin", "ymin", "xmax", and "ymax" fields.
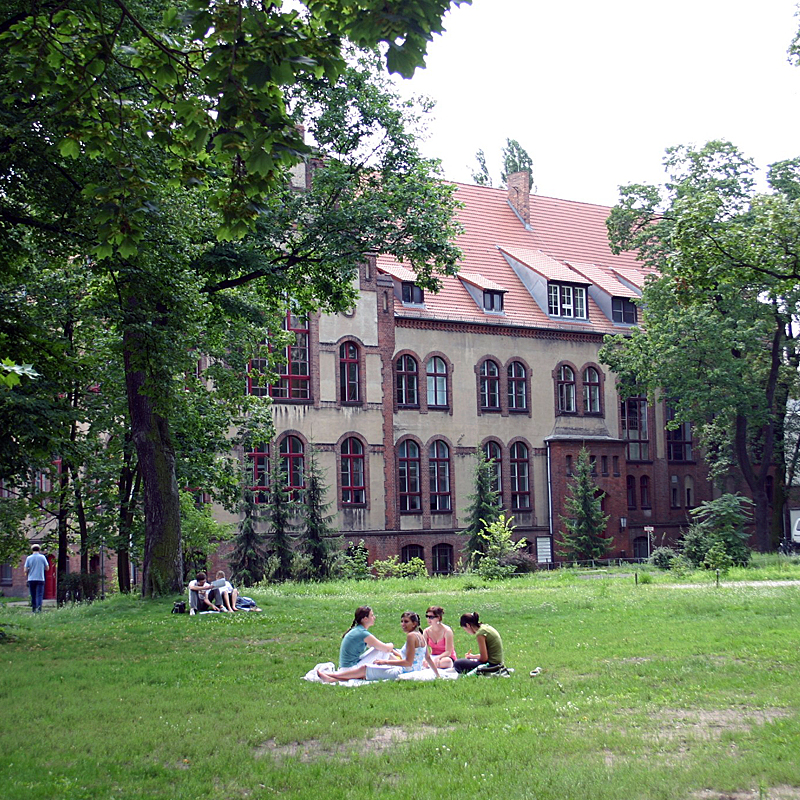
[{"xmin": 124, "ymin": 333, "xmax": 183, "ymax": 597}]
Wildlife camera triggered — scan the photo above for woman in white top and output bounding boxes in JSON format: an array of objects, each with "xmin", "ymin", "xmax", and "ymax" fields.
[{"xmin": 317, "ymin": 612, "xmax": 439, "ymax": 682}]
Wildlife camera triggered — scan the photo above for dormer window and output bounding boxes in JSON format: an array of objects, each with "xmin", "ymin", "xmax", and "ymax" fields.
[
  {"xmin": 401, "ymin": 282, "xmax": 424, "ymax": 304},
  {"xmin": 548, "ymin": 283, "xmax": 587, "ymax": 319},
  {"xmin": 612, "ymin": 297, "xmax": 637, "ymax": 324},
  {"xmin": 483, "ymin": 290, "xmax": 504, "ymax": 312}
]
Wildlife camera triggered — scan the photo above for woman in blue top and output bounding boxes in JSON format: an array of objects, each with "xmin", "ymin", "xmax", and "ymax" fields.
[
  {"xmin": 338, "ymin": 606, "xmax": 395, "ymax": 669},
  {"xmin": 318, "ymin": 612, "xmax": 439, "ymax": 682}
]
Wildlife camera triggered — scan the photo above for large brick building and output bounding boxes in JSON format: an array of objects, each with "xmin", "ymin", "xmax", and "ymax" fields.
[{"xmin": 212, "ymin": 173, "xmax": 713, "ymax": 574}]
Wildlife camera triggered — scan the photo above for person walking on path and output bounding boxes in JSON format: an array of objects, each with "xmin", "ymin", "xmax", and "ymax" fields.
[{"xmin": 24, "ymin": 544, "xmax": 49, "ymax": 613}]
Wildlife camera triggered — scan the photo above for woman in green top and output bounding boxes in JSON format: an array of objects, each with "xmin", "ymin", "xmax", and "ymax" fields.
[{"xmin": 453, "ymin": 612, "xmax": 504, "ymax": 674}]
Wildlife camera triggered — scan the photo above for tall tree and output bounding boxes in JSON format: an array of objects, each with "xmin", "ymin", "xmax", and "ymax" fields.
[
  {"xmin": 299, "ymin": 450, "xmax": 337, "ymax": 580},
  {"xmin": 462, "ymin": 449, "xmax": 501, "ymax": 565},
  {"xmin": 470, "ymin": 138, "xmax": 534, "ymax": 188},
  {"xmin": 600, "ymin": 141, "xmax": 800, "ymax": 551},
  {"xmin": 229, "ymin": 490, "xmax": 268, "ymax": 588},
  {"xmin": 267, "ymin": 452, "xmax": 296, "ymax": 583},
  {"xmin": 558, "ymin": 448, "xmax": 610, "ymax": 561},
  {"xmin": 471, "ymin": 149, "xmax": 492, "ymax": 186},
  {"xmin": 1, "ymin": 0, "xmax": 465, "ymax": 596}
]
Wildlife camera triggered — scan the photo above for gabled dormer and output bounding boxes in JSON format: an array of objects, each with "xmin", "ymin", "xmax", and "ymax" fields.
[
  {"xmin": 459, "ymin": 272, "xmax": 507, "ymax": 314},
  {"xmin": 568, "ymin": 261, "xmax": 642, "ymax": 327}
]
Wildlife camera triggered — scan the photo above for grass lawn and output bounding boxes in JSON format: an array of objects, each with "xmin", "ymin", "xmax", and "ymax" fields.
[{"xmin": 1, "ymin": 568, "xmax": 799, "ymax": 800}]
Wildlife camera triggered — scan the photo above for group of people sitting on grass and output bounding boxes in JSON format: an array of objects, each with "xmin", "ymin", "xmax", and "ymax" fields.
[
  {"xmin": 187, "ymin": 571, "xmax": 261, "ymax": 614},
  {"xmin": 315, "ymin": 605, "xmax": 504, "ymax": 682}
]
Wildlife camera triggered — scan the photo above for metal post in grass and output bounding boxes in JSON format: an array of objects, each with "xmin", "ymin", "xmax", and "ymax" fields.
[
  {"xmin": 635, "ymin": 571, "xmax": 638, "ymax": 586},
  {"xmin": 715, "ymin": 569, "xmax": 720, "ymax": 587}
]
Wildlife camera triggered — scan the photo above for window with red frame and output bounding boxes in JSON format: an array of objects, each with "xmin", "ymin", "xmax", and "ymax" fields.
[
  {"xmin": 398, "ymin": 440, "xmax": 421, "ymax": 512},
  {"xmin": 507, "ymin": 361, "xmax": 527, "ymax": 411},
  {"xmin": 510, "ymin": 442, "xmax": 530, "ymax": 510},
  {"xmin": 247, "ymin": 443, "xmax": 270, "ymax": 503},
  {"xmin": 279, "ymin": 436, "xmax": 304, "ymax": 498},
  {"xmin": 272, "ymin": 314, "xmax": 310, "ymax": 400},
  {"xmin": 480, "ymin": 360, "xmax": 500, "ymax": 410},
  {"xmin": 339, "ymin": 342, "xmax": 360, "ymax": 404},
  {"xmin": 341, "ymin": 438, "xmax": 366, "ymax": 506},
  {"xmin": 396, "ymin": 355, "xmax": 419, "ymax": 407},
  {"xmin": 246, "ymin": 355, "xmax": 270, "ymax": 397},
  {"xmin": 429, "ymin": 440, "xmax": 451, "ymax": 512}
]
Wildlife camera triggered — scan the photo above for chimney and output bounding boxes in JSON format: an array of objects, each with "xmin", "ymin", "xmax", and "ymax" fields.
[{"xmin": 506, "ymin": 171, "xmax": 530, "ymax": 228}]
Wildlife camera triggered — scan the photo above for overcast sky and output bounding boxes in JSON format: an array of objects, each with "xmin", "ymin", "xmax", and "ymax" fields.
[{"xmin": 395, "ymin": 0, "xmax": 800, "ymax": 207}]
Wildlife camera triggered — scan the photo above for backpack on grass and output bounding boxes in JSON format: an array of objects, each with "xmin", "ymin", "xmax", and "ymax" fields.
[{"xmin": 172, "ymin": 601, "xmax": 186, "ymax": 614}]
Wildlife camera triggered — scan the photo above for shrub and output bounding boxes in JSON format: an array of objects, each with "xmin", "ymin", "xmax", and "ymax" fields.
[
  {"xmin": 371, "ymin": 556, "xmax": 400, "ymax": 579},
  {"xmin": 58, "ymin": 572, "xmax": 101, "ymax": 604},
  {"xmin": 669, "ymin": 553, "xmax": 694, "ymax": 575},
  {"xmin": 335, "ymin": 540, "xmax": 371, "ymax": 580},
  {"xmin": 397, "ymin": 557, "xmax": 427, "ymax": 578},
  {"xmin": 650, "ymin": 546, "xmax": 677, "ymax": 570},
  {"xmin": 704, "ymin": 541, "xmax": 734, "ymax": 573},
  {"xmin": 499, "ymin": 550, "xmax": 539, "ymax": 574},
  {"xmin": 680, "ymin": 525, "xmax": 713, "ymax": 567},
  {"xmin": 477, "ymin": 557, "xmax": 515, "ymax": 581},
  {"xmin": 638, "ymin": 572, "xmax": 653, "ymax": 585}
]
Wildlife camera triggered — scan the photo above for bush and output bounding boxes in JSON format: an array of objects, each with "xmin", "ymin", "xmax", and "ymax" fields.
[
  {"xmin": 638, "ymin": 572, "xmax": 653, "ymax": 585},
  {"xmin": 397, "ymin": 557, "xmax": 428, "ymax": 578},
  {"xmin": 680, "ymin": 525, "xmax": 713, "ymax": 567},
  {"xmin": 669, "ymin": 553, "xmax": 694, "ymax": 575},
  {"xmin": 704, "ymin": 541, "xmax": 734, "ymax": 573},
  {"xmin": 499, "ymin": 550, "xmax": 539, "ymax": 574},
  {"xmin": 372, "ymin": 556, "xmax": 400, "ymax": 579},
  {"xmin": 650, "ymin": 546, "xmax": 677, "ymax": 570},
  {"xmin": 334, "ymin": 540, "xmax": 372, "ymax": 580},
  {"xmin": 476, "ymin": 556, "xmax": 515, "ymax": 581},
  {"xmin": 58, "ymin": 571, "xmax": 102, "ymax": 604}
]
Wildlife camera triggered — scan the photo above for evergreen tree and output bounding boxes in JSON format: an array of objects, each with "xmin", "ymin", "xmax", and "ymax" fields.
[
  {"xmin": 471, "ymin": 149, "xmax": 492, "ymax": 186},
  {"xmin": 462, "ymin": 449, "xmax": 501, "ymax": 565},
  {"xmin": 229, "ymin": 490, "xmax": 268, "ymax": 588},
  {"xmin": 268, "ymin": 452, "xmax": 296, "ymax": 582},
  {"xmin": 559, "ymin": 448, "xmax": 610, "ymax": 561},
  {"xmin": 300, "ymin": 451, "xmax": 337, "ymax": 580},
  {"xmin": 500, "ymin": 138, "xmax": 535, "ymax": 188}
]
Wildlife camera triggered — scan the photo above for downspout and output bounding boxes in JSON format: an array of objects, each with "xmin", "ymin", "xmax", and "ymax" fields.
[{"xmin": 546, "ymin": 441, "xmax": 554, "ymax": 560}]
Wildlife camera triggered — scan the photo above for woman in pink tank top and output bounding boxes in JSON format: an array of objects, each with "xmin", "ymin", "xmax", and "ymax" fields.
[{"xmin": 423, "ymin": 606, "xmax": 456, "ymax": 669}]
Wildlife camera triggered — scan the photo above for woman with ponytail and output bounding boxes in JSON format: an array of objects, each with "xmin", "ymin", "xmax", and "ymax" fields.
[
  {"xmin": 453, "ymin": 612, "xmax": 505, "ymax": 674},
  {"xmin": 318, "ymin": 611, "xmax": 439, "ymax": 683},
  {"xmin": 338, "ymin": 606, "xmax": 394, "ymax": 669}
]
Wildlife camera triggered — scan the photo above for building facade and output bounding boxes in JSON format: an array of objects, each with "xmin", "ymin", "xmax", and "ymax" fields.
[{"xmin": 220, "ymin": 174, "xmax": 714, "ymax": 573}]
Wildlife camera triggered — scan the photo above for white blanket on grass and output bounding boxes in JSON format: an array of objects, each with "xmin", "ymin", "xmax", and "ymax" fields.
[{"xmin": 303, "ymin": 659, "xmax": 459, "ymax": 685}]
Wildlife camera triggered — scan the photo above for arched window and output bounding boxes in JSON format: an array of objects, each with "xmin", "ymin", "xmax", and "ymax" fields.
[
  {"xmin": 484, "ymin": 441, "xmax": 502, "ymax": 500},
  {"xmin": 626, "ymin": 475, "xmax": 636, "ymax": 509},
  {"xmin": 640, "ymin": 475, "xmax": 651, "ymax": 509},
  {"xmin": 557, "ymin": 365, "xmax": 576, "ymax": 413},
  {"xmin": 279, "ymin": 435, "xmax": 304, "ymax": 498},
  {"xmin": 341, "ymin": 438, "xmax": 365, "ymax": 506},
  {"xmin": 507, "ymin": 361, "xmax": 527, "ymax": 411},
  {"xmin": 426, "ymin": 356, "xmax": 448, "ymax": 408},
  {"xmin": 247, "ymin": 442, "xmax": 270, "ymax": 503},
  {"xmin": 396, "ymin": 355, "xmax": 419, "ymax": 407},
  {"xmin": 398, "ymin": 441, "xmax": 421, "ymax": 512},
  {"xmin": 510, "ymin": 442, "xmax": 530, "ymax": 510},
  {"xmin": 429, "ymin": 440, "xmax": 451, "ymax": 512},
  {"xmin": 583, "ymin": 367, "xmax": 601, "ymax": 414},
  {"xmin": 339, "ymin": 342, "xmax": 360, "ymax": 404},
  {"xmin": 401, "ymin": 544, "xmax": 425, "ymax": 563},
  {"xmin": 480, "ymin": 360, "xmax": 500, "ymax": 410},
  {"xmin": 432, "ymin": 543, "xmax": 454, "ymax": 574}
]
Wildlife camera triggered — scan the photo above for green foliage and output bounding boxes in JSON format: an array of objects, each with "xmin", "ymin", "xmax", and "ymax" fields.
[
  {"xmin": 704, "ymin": 541, "xmax": 734, "ymax": 573},
  {"xmin": 471, "ymin": 149, "xmax": 492, "ymax": 186},
  {"xmin": 58, "ymin": 572, "xmax": 101, "ymax": 604},
  {"xmin": 649, "ymin": 546, "xmax": 677, "ymax": 570},
  {"xmin": 179, "ymin": 491, "xmax": 233, "ymax": 580},
  {"xmin": 500, "ymin": 138, "xmax": 535, "ymax": 188},
  {"xmin": 680, "ymin": 525, "xmax": 713, "ymax": 568},
  {"xmin": 335, "ymin": 539, "xmax": 372, "ymax": 580},
  {"xmin": 687, "ymin": 493, "xmax": 752, "ymax": 567},
  {"xmin": 462, "ymin": 449, "xmax": 501, "ymax": 564},
  {"xmin": 669, "ymin": 553, "xmax": 694, "ymax": 576},
  {"xmin": 298, "ymin": 451, "xmax": 338, "ymax": 581},
  {"xmin": 558, "ymin": 448, "xmax": 610, "ymax": 561},
  {"xmin": 228, "ymin": 490, "xmax": 268, "ymax": 588},
  {"xmin": 476, "ymin": 513, "xmax": 525, "ymax": 580},
  {"xmin": 266, "ymin": 454, "xmax": 297, "ymax": 583},
  {"xmin": 601, "ymin": 140, "xmax": 800, "ymax": 551}
]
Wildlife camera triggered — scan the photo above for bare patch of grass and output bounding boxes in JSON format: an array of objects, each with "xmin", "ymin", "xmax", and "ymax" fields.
[
  {"xmin": 692, "ymin": 787, "xmax": 800, "ymax": 800},
  {"xmin": 651, "ymin": 707, "xmax": 790, "ymax": 740},
  {"xmin": 255, "ymin": 724, "xmax": 453, "ymax": 763}
]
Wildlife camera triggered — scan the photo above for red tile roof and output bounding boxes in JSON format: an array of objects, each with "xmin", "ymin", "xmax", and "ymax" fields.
[{"xmin": 377, "ymin": 182, "xmax": 648, "ymax": 335}]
